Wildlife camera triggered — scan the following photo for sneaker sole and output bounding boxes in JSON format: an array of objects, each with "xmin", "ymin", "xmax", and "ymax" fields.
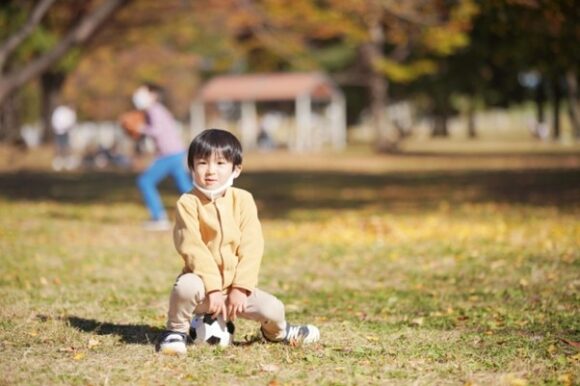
[{"xmin": 159, "ymin": 344, "xmax": 187, "ymax": 355}]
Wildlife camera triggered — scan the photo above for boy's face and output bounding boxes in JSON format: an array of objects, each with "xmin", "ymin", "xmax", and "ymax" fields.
[{"xmin": 192, "ymin": 151, "xmax": 241, "ymax": 190}]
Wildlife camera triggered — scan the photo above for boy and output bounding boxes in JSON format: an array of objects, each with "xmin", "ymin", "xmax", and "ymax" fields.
[{"xmin": 157, "ymin": 129, "xmax": 319, "ymax": 354}]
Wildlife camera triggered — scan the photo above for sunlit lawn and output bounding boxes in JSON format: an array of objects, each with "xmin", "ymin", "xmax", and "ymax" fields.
[{"xmin": 0, "ymin": 148, "xmax": 579, "ymax": 385}]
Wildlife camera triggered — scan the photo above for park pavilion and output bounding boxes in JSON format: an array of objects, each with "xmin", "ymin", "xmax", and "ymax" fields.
[{"xmin": 190, "ymin": 72, "xmax": 346, "ymax": 152}]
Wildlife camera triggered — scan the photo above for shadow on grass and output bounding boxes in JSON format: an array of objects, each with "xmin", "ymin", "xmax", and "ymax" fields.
[
  {"xmin": 64, "ymin": 316, "xmax": 265, "ymax": 347},
  {"xmin": 1, "ymin": 167, "xmax": 579, "ymax": 218},
  {"xmin": 242, "ymin": 168, "xmax": 580, "ymax": 217},
  {"xmin": 0, "ymin": 171, "xmax": 142, "ymax": 204},
  {"xmin": 66, "ymin": 316, "xmax": 162, "ymax": 345}
]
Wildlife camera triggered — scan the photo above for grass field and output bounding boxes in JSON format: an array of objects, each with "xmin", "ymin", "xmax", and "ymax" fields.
[{"xmin": 0, "ymin": 146, "xmax": 579, "ymax": 385}]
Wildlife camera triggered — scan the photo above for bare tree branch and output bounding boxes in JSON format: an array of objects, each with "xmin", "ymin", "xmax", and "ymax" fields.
[
  {"xmin": 0, "ymin": 0, "xmax": 130, "ymax": 105},
  {"xmin": 0, "ymin": 0, "xmax": 58, "ymax": 69}
]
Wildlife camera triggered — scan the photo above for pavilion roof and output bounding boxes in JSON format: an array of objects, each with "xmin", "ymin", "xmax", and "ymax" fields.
[{"xmin": 197, "ymin": 72, "xmax": 338, "ymax": 102}]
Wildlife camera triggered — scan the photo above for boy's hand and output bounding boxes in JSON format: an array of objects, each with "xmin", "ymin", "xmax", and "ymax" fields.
[
  {"xmin": 227, "ymin": 287, "xmax": 249, "ymax": 321},
  {"xmin": 207, "ymin": 291, "xmax": 226, "ymax": 321}
]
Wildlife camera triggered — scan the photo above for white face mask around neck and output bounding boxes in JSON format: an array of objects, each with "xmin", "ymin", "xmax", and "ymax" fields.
[{"xmin": 194, "ymin": 171, "xmax": 239, "ymax": 201}]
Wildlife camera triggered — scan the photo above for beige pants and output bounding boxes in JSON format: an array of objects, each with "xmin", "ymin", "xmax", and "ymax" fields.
[{"xmin": 166, "ymin": 273, "xmax": 287, "ymax": 341}]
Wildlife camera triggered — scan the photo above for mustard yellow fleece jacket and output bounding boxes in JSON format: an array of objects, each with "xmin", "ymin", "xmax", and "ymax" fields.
[{"xmin": 173, "ymin": 187, "xmax": 264, "ymax": 294}]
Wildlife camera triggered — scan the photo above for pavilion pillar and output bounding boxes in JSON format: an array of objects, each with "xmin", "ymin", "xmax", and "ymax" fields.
[
  {"xmin": 295, "ymin": 93, "xmax": 311, "ymax": 152},
  {"xmin": 330, "ymin": 93, "xmax": 347, "ymax": 150},
  {"xmin": 240, "ymin": 100, "xmax": 258, "ymax": 150}
]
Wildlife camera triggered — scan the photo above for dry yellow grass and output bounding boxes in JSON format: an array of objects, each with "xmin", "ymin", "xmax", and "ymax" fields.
[{"xmin": 0, "ymin": 143, "xmax": 578, "ymax": 385}]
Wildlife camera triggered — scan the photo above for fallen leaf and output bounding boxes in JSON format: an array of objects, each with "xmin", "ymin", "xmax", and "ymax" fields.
[
  {"xmin": 411, "ymin": 317, "xmax": 424, "ymax": 326},
  {"xmin": 510, "ymin": 379, "xmax": 527, "ymax": 386},
  {"xmin": 260, "ymin": 364, "xmax": 280, "ymax": 373},
  {"xmin": 559, "ymin": 338, "xmax": 580, "ymax": 348},
  {"xmin": 73, "ymin": 352, "xmax": 85, "ymax": 361},
  {"xmin": 287, "ymin": 339, "xmax": 300, "ymax": 348},
  {"xmin": 88, "ymin": 338, "xmax": 100, "ymax": 349},
  {"xmin": 557, "ymin": 373, "xmax": 574, "ymax": 386},
  {"xmin": 502, "ymin": 374, "xmax": 528, "ymax": 386}
]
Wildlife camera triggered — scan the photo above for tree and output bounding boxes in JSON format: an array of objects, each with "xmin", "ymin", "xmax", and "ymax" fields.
[
  {"xmin": 62, "ymin": 0, "xmax": 235, "ymax": 122},
  {"xmin": 426, "ymin": 0, "xmax": 580, "ymax": 140},
  {"xmin": 225, "ymin": 0, "xmax": 478, "ymax": 151},
  {"xmin": 0, "ymin": 0, "xmax": 129, "ymax": 142}
]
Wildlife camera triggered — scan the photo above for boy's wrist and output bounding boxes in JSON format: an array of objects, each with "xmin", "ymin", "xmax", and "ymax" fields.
[{"xmin": 232, "ymin": 287, "xmax": 250, "ymax": 296}]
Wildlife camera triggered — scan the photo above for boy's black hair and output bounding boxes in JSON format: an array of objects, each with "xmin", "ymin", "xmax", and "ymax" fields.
[{"xmin": 187, "ymin": 128, "xmax": 243, "ymax": 171}]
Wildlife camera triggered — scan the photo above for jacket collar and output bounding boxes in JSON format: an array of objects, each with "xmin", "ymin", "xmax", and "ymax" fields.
[{"xmin": 192, "ymin": 186, "xmax": 232, "ymax": 204}]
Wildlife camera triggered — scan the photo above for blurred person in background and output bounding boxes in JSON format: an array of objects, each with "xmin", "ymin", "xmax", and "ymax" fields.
[
  {"xmin": 51, "ymin": 105, "xmax": 78, "ymax": 171},
  {"xmin": 122, "ymin": 82, "xmax": 192, "ymax": 231}
]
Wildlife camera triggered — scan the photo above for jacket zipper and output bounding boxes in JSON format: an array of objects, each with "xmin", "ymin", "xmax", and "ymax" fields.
[{"xmin": 214, "ymin": 201, "xmax": 226, "ymax": 289}]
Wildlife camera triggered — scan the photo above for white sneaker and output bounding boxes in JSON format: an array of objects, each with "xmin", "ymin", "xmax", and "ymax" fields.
[
  {"xmin": 143, "ymin": 219, "xmax": 172, "ymax": 231},
  {"xmin": 156, "ymin": 331, "xmax": 187, "ymax": 355},
  {"xmin": 283, "ymin": 324, "xmax": 320, "ymax": 345}
]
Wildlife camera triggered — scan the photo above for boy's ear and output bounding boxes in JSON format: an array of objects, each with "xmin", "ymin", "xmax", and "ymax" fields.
[{"xmin": 233, "ymin": 165, "xmax": 242, "ymax": 178}]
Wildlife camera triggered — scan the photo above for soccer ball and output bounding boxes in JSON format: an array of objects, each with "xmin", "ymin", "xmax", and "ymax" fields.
[{"xmin": 189, "ymin": 314, "xmax": 235, "ymax": 347}]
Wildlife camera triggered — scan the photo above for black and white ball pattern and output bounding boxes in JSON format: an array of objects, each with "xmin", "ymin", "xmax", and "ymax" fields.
[{"xmin": 189, "ymin": 314, "xmax": 235, "ymax": 347}]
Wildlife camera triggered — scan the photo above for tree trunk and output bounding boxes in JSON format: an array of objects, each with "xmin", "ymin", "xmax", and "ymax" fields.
[
  {"xmin": 431, "ymin": 90, "xmax": 449, "ymax": 137},
  {"xmin": 0, "ymin": 92, "xmax": 20, "ymax": 143},
  {"xmin": 361, "ymin": 7, "xmax": 395, "ymax": 152},
  {"xmin": 536, "ymin": 80, "xmax": 546, "ymax": 127},
  {"xmin": 565, "ymin": 70, "xmax": 580, "ymax": 138},
  {"xmin": 40, "ymin": 71, "xmax": 66, "ymax": 143},
  {"xmin": 467, "ymin": 97, "xmax": 477, "ymax": 139},
  {"xmin": 368, "ymin": 65, "xmax": 391, "ymax": 150},
  {"xmin": 552, "ymin": 77, "xmax": 561, "ymax": 140},
  {"xmin": 432, "ymin": 114, "xmax": 449, "ymax": 137}
]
